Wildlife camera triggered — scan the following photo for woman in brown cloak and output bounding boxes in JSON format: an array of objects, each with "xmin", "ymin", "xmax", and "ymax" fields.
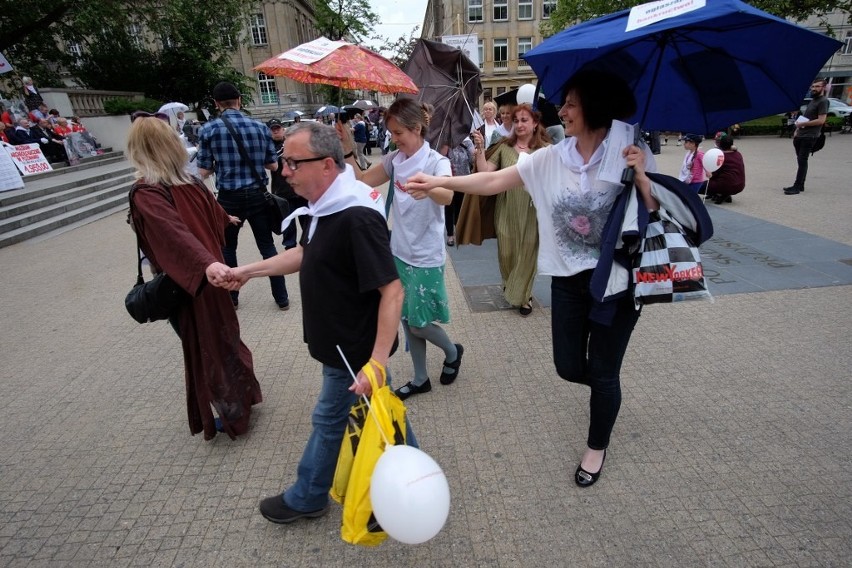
[{"xmin": 126, "ymin": 114, "xmax": 262, "ymax": 440}]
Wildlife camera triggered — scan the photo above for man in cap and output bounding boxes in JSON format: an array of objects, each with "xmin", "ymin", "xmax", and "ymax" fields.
[
  {"xmin": 197, "ymin": 81, "xmax": 290, "ymax": 310},
  {"xmin": 268, "ymin": 118, "xmax": 307, "ymax": 249}
]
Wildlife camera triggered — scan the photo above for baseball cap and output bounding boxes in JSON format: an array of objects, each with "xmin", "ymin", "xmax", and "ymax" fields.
[
  {"xmin": 212, "ymin": 81, "xmax": 241, "ymax": 101},
  {"xmin": 267, "ymin": 119, "xmax": 283, "ymax": 128},
  {"xmin": 679, "ymin": 133, "xmax": 703, "ymax": 144}
]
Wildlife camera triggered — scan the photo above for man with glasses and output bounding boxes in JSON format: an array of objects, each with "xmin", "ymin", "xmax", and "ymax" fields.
[
  {"xmin": 196, "ymin": 81, "xmax": 289, "ymax": 310},
  {"xmin": 210, "ymin": 122, "xmax": 413, "ymax": 525},
  {"xmin": 783, "ymin": 78, "xmax": 828, "ymax": 195}
]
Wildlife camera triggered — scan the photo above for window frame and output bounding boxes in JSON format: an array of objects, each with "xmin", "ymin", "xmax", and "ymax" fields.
[
  {"xmin": 257, "ymin": 72, "xmax": 278, "ymax": 105},
  {"xmin": 518, "ymin": 0, "xmax": 533, "ymax": 20},
  {"xmin": 250, "ymin": 13, "xmax": 268, "ymax": 46},
  {"xmin": 493, "ymin": 0, "xmax": 508, "ymax": 21},
  {"xmin": 468, "ymin": 0, "xmax": 484, "ymax": 23},
  {"xmin": 542, "ymin": 0, "xmax": 557, "ymax": 19}
]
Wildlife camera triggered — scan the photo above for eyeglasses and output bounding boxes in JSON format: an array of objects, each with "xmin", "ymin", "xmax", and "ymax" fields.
[
  {"xmin": 131, "ymin": 111, "xmax": 170, "ymax": 123},
  {"xmin": 282, "ymin": 155, "xmax": 329, "ymax": 171}
]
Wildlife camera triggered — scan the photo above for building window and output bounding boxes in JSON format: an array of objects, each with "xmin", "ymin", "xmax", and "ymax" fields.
[
  {"xmin": 250, "ymin": 13, "xmax": 268, "ymax": 45},
  {"xmin": 483, "ymin": 87, "xmax": 493, "ymax": 101},
  {"xmin": 843, "ymin": 32, "xmax": 852, "ymax": 55},
  {"xmin": 493, "ymin": 39, "xmax": 508, "ymax": 72},
  {"xmin": 478, "ymin": 40, "xmax": 484, "ymax": 70},
  {"xmin": 67, "ymin": 41, "xmax": 83, "ymax": 65},
  {"xmin": 468, "ymin": 0, "xmax": 483, "ymax": 23},
  {"xmin": 220, "ymin": 25, "xmax": 234, "ymax": 49},
  {"xmin": 128, "ymin": 22, "xmax": 143, "ymax": 49},
  {"xmin": 496, "ymin": 86, "xmax": 506, "ymax": 96},
  {"xmin": 542, "ymin": 0, "xmax": 556, "ymax": 19},
  {"xmin": 518, "ymin": 37, "xmax": 533, "ymax": 61},
  {"xmin": 257, "ymin": 72, "xmax": 278, "ymax": 104},
  {"xmin": 493, "ymin": 0, "xmax": 508, "ymax": 21},
  {"xmin": 518, "ymin": 0, "xmax": 533, "ymax": 20}
]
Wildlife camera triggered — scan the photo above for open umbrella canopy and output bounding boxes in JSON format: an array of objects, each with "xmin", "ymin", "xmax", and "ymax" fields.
[
  {"xmin": 255, "ymin": 37, "xmax": 418, "ymax": 94},
  {"xmin": 314, "ymin": 105, "xmax": 340, "ymax": 117},
  {"xmin": 283, "ymin": 110, "xmax": 304, "ymax": 120},
  {"xmin": 494, "ymin": 86, "xmax": 562, "ymax": 127},
  {"xmin": 350, "ymin": 99, "xmax": 379, "ymax": 111},
  {"xmin": 522, "ymin": 0, "xmax": 842, "ymax": 133},
  {"xmin": 400, "ymin": 39, "xmax": 482, "ymax": 148}
]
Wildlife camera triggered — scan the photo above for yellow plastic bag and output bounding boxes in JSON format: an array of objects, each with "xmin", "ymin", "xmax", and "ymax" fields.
[{"xmin": 330, "ymin": 363, "xmax": 407, "ymax": 546}]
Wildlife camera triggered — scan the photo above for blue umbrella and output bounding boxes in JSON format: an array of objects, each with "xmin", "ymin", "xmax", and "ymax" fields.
[
  {"xmin": 283, "ymin": 110, "xmax": 304, "ymax": 120},
  {"xmin": 522, "ymin": 0, "xmax": 842, "ymax": 134},
  {"xmin": 314, "ymin": 105, "xmax": 340, "ymax": 117}
]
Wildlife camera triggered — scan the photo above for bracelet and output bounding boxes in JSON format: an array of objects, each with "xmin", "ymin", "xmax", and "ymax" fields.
[{"xmin": 344, "ymin": 151, "xmax": 354, "ymax": 159}]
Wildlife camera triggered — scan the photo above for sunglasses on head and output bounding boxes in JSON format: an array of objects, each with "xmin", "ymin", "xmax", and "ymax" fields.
[{"xmin": 131, "ymin": 111, "xmax": 170, "ymax": 123}]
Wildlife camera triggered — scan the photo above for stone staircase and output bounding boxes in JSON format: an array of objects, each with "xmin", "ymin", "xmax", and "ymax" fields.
[{"xmin": 0, "ymin": 151, "xmax": 135, "ymax": 248}]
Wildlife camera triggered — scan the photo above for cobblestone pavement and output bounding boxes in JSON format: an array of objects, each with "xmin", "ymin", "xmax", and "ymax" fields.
[{"xmin": 0, "ymin": 136, "xmax": 849, "ymax": 567}]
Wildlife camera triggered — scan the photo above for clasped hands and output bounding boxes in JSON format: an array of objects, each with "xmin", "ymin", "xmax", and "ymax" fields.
[{"xmin": 205, "ymin": 262, "xmax": 246, "ymax": 291}]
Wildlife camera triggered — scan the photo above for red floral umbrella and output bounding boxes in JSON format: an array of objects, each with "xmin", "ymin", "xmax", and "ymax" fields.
[{"xmin": 255, "ymin": 37, "xmax": 418, "ymax": 95}]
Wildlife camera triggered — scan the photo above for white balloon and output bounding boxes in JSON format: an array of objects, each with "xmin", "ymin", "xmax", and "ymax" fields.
[
  {"xmin": 370, "ymin": 445, "xmax": 450, "ymax": 545},
  {"xmin": 703, "ymin": 148, "xmax": 725, "ymax": 173},
  {"xmin": 517, "ymin": 83, "xmax": 537, "ymax": 105}
]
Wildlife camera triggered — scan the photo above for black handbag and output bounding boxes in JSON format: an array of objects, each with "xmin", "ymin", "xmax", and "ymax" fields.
[
  {"xmin": 125, "ymin": 184, "xmax": 190, "ymax": 324},
  {"xmin": 220, "ymin": 114, "xmax": 290, "ymax": 234}
]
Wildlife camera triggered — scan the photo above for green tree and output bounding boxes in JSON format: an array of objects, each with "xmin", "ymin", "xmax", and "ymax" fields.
[
  {"xmin": 541, "ymin": 0, "xmax": 852, "ymax": 37},
  {"xmin": 377, "ymin": 26, "xmax": 421, "ymax": 68},
  {"xmin": 314, "ymin": 0, "xmax": 381, "ymax": 43},
  {"xmin": 0, "ymin": 0, "xmax": 252, "ymax": 108}
]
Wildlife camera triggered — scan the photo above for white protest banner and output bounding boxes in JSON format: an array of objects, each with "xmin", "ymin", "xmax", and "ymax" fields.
[
  {"xmin": 279, "ymin": 37, "xmax": 348, "ymax": 65},
  {"xmin": 6, "ymin": 144, "xmax": 53, "ymax": 176},
  {"xmin": 0, "ymin": 144, "xmax": 25, "ymax": 191},
  {"xmin": 626, "ymin": 0, "xmax": 705, "ymax": 32},
  {"xmin": 441, "ymin": 34, "xmax": 479, "ymax": 69}
]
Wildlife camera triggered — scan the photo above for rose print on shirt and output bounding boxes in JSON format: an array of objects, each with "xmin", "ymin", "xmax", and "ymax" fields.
[{"xmin": 552, "ymin": 189, "xmax": 616, "ymax": 264}]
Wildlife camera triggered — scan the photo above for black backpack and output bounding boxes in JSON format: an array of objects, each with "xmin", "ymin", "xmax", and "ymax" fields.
[{"xmin": 810, "ymin": 125, "xmax": 827, "ymax": 154}]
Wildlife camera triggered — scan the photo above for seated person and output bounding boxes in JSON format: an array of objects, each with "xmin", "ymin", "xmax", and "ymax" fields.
[
  {"xmin": 53, "ymin": 117, "xmax": 73, "ymax": 136},
  {"xmin": 8, "ymin": 118, "xmax": 41, "ymax": 145},
  {"xmin": 32, "ymin": 119, "xmax": 69, "ymax": 163},
  {"xmin": 706, "ymin": 132, "xmax": 745, "ymax": 204}
]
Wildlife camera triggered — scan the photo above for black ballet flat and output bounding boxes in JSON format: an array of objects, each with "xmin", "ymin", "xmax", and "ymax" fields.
[{"xmin": 575, "ymin": 450, "xmax": 606, "ymax": 488}]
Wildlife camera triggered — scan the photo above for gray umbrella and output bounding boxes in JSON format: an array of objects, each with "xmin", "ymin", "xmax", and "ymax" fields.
[{"xmin": 400, "ymin": 39, "xmax": 482, "ymax": 149}]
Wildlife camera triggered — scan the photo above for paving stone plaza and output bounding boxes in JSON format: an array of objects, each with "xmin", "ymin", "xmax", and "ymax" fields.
[{"xmin": 0, "ymin": 135, "xmax": 850, "ymax": 566}]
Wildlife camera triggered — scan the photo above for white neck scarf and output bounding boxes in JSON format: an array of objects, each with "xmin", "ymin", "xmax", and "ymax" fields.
[
  {"xmin": 557, "ymin": 136, "xmax": 606, "ymax": 193},
  {"xmin": 391, "ymin": 140, "xmax": 431, "ymax": 186},
  {"xmin": 282, "ymin": 164, "xmax": 385, "ymax": 242}
]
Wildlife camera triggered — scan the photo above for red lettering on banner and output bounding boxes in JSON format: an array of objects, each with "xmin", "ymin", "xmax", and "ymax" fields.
[{"xmin": 635, "ymin": 264, "xmax": 703, "ymax": 283}]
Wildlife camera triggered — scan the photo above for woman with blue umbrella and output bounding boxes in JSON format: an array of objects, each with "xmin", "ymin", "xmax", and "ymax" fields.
[{"xmin": 407, "ymin": 70, "xmax": 661, "ymax": 487}]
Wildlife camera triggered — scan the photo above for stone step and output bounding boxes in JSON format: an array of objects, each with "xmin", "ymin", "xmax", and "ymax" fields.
[
  {"xmin": 1, "ymin": 161, "xmax": 135, "ymax": 207},
  {"xmin": 0, "ymin": 183, "xmax": 131, "ymax": 248},
  {"xmin": 23, "ymin": 149, "xmax": 123, "ymax": 182},
  {"xmin": 0, "ymin": 172, "xmax": 135, "ymax": 221}
]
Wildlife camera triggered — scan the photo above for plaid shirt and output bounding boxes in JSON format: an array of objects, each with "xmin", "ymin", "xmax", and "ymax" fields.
[{"xmin": 197, "ymin": 109, "xmax": 278, "ymax": 191}]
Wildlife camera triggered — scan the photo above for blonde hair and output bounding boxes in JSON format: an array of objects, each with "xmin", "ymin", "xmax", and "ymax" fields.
[
  {"xmin": 125, "ymin": 116, "xmax": 194, "ymax": 186},
  {"xmin": 482, "ymin": 101, "xmax": 497, "ymax": 113},
  {"xmin": 386, "ymin": 99, "xmax": 433, "ymax": 139}
]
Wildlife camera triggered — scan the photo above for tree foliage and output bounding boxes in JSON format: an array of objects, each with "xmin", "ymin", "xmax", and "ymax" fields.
[
  {"xmin": 541, "ymin": 0, "xmax": 852, "ymax": 37},
  {"xmin": 314, "ymin": 0, "xmax": 382, "ymax": 43},
  {"xmin": 0, "ymin": 0, "xmax": 253, "ymax": 108},
  {"xmin": 377, "ymin": 26, "xmax": 421, "ymax": 68}
]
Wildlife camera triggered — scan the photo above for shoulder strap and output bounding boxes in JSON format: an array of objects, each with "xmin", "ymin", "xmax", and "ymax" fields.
[
  {"xmin": 219, "ymin": 112, "xmax": 267, "ymax": 189},
  {"xmin": 385, "ymin": 166, "xmax": 394, "ymax": 219}
]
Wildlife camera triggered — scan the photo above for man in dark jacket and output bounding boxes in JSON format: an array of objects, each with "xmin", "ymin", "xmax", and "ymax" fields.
[
  {"xmin": 784, "ymin": 78, "xmax": 828, "ymax": 195},
  {"xmin": 268, "ymin": 119, "xmax": 307, "ymax": 249}
]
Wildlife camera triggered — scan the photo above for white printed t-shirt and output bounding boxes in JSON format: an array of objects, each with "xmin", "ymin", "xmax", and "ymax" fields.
[
  {"xmin": 515, "ymin": 137, "xmax": 656, "ymax": 277},
  {"xmin": 381, "ymin": 143, "xmax": 452, "ymax": 267}
]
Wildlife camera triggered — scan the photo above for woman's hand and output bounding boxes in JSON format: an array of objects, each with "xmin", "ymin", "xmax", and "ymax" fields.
[
  {"xmin": 404, "ymin": 172, "xmax": 439, "ymax": 193},
  {"xmin": 228, "ymin": 215, "xmax": 241, "ymax": 225},
  {"xmin": 471, "ymin": 130, "xmax": 484, "ymax": 150},
  {"xmin": 205, "ymin": 262, "xmax": 233, "ymax": 287},
  {"xmin": 624, "ymin": 144, "xmax": 659, "ymax": 210}
]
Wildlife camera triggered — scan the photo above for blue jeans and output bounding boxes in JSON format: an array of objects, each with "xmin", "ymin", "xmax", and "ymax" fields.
[
  {"xmin": 284, "ymin": 364, "xmax": 419, "ymax": 512},
  {"xmin": 551, "ymin": 272, "xmax": 640, "ymax": 450},
  {"xmin": 217, "ymin": 189, "xmax": 288, "ymax": 305}
]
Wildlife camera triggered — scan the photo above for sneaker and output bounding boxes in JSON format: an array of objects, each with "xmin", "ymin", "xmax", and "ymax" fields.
[
  {"xmin": 783, "ymin": 186, "xmax": 801, "ymax": 195},
  {"xmin": 258, "ymin": 495, "xmax": 329, "ymax": 524},
  {"xmin": 394, "ymin": 379, "xmax": 432, "ymax": 401},
  {"xmin": 278, "ymin": 300, "xmax": 290, "ymax": 311}
]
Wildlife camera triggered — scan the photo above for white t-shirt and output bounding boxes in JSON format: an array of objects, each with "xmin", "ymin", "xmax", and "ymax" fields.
[
  {"xmin": 382, "ymin": 145, "xmax": 451, "ymax": 267},
  {"xmin": 516, "ymin": 138, "xmax": 656, "ymax": 277}
]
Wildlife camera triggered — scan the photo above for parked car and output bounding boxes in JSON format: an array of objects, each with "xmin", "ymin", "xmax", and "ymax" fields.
[{"xmin": 800, "ymin": 97, "xmax": 852, "ymax": 117}]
